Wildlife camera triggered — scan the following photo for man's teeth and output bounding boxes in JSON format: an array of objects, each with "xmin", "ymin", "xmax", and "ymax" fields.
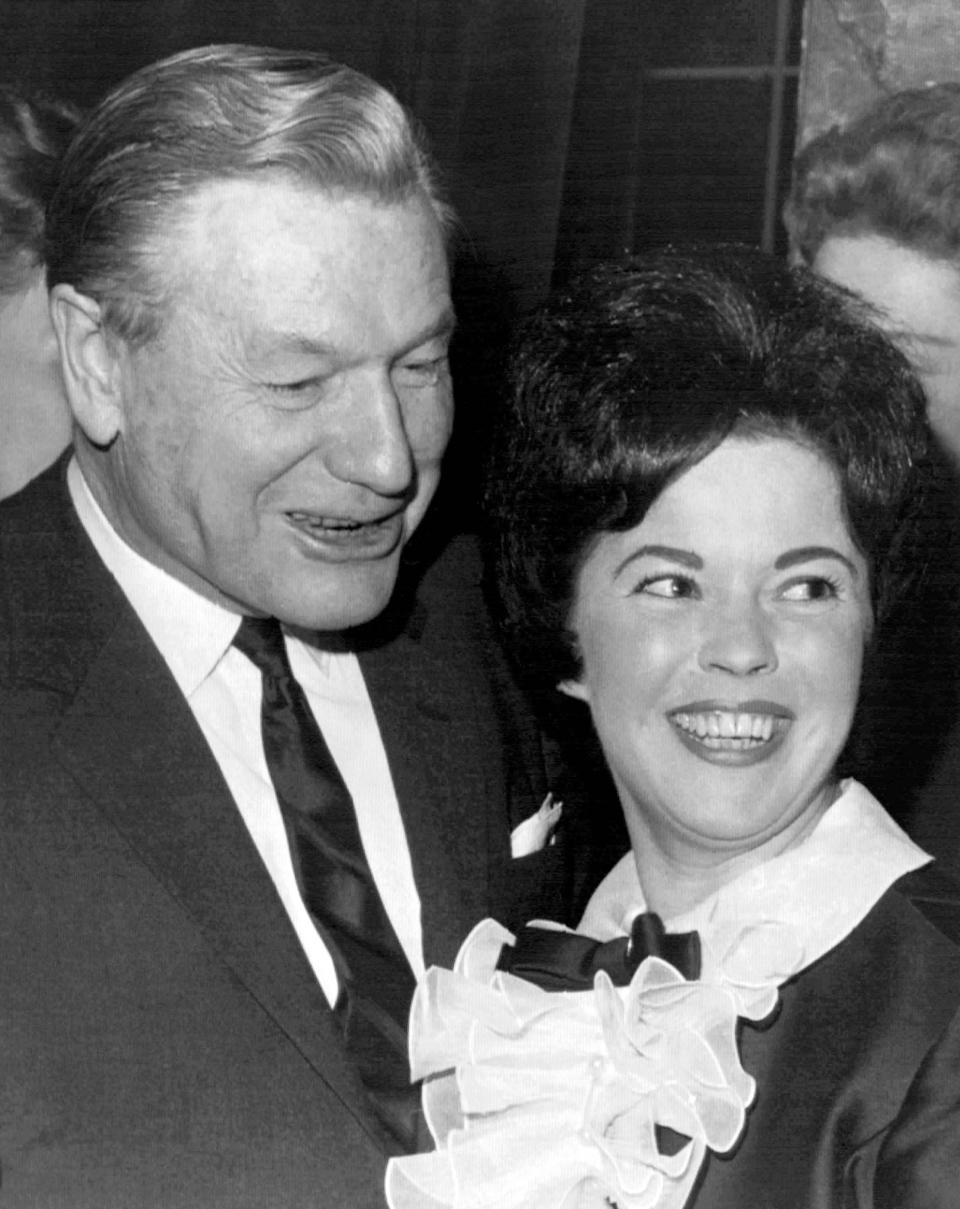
[
  {"xmin": 671, "ymin": 710, "xmax": 779, "ymax": 748},
  {"xmin": 288, "ymin": 512, "xmax": 364, "ymax": 530}
]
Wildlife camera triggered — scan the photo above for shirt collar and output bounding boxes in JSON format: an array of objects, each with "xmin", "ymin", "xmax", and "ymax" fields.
[
  {"xmin": 67, "ymin": 457, "xmax": 244, "ymax": 697},
  {"xmin": 579, "ymin": 778, "xmax": 932, "ymax": 982}
]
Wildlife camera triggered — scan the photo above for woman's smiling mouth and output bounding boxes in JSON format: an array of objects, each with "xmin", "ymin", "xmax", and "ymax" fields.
[{"xmin": 668, "ymin": 701, "xmax": 794, "ymax": 764}]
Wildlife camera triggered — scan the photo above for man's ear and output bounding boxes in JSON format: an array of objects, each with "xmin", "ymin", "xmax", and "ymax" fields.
[
  {"xmin": 50, "ymin": 284, "xmax": 125, "ymax": 446},
  {"xmin": 557, "ymin": 676, "xmax": 590, "ymax": 703}
]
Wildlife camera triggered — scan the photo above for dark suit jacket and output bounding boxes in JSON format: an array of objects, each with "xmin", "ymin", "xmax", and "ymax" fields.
[
  {"xmin": 689, "ymin": 863, "xmax": 960, "ymax": 1208},
  {"xmin": 850, "ymin": 453, "xmax": 960, "ymax": 855},
  {"xmin": 0, "ymin": 457, "xmax": 620, "ymax": 1207}
]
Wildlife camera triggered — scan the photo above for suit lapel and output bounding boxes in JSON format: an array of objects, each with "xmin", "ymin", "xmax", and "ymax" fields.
[
  {"xmin": 49, "ymin": 605, "xmax": 384, "ymax": 1145},
  {"xmin": 359, "ymin": 622, "xmax": 493, "ymax": 968},
  {"xmin": 10, "ymin": 463, "xmax": 492, "ymax": 1131}
]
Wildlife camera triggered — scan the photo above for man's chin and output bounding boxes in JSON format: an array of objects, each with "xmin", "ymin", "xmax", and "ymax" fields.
[{"xmin": 262, "ymin": 563, "xmax": 403, "ymax": 632}]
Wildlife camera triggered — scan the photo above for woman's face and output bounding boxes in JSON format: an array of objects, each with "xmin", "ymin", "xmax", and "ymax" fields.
[{"xmin": 561, "ymin": 437, "xmax": 872, "ymax": 863}]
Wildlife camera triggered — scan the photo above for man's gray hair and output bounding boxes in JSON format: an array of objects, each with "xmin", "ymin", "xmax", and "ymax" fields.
[{"xmin": 45, "ymin": 43, "xmax": 453, "ymax": 345}]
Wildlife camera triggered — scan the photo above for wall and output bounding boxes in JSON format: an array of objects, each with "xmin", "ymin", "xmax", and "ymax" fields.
[{"xmin": 798, "ymin": 0, "xmax": 960, "ymax": 143}]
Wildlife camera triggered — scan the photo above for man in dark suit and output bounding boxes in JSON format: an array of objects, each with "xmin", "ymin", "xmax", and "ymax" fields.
[{"xmin": 0, "ymin": 44, "xmax": 619, "ymax": 1207}]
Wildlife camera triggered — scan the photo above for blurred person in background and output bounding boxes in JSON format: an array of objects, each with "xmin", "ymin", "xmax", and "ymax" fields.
[
  {"xmin": 785, "ymin": 84, "xmax": 960, "ymax": 852},
  {"xmin": 0, "ymin": 86, "xmax": 78, "ymax": 498},
  {"xmin": 785, "ymin": 83, "xmax": 960, "ymax": 468}
]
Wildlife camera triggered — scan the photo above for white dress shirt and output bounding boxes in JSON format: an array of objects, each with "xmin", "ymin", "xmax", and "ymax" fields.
[{"xmin": 67, "ymin": 458, "xmax": 424, "ymax": 1007}]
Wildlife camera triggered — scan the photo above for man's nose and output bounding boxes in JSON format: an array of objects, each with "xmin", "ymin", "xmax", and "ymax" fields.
[
  {"xmin": 325, "ymin": 373, "xmax": 415, "ymax": 496},
  {"xmin": 697, "ymin": 602, "xmax": 778, "ymax": 676}
]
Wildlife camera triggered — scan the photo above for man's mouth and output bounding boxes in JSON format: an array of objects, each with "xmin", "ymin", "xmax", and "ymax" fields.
[
  {"xmin": 289, "ymin": 511, "xmax": 374, "ymax": 530},
  {"xmin": 668, "ymin": 702, "xmax": 793, "ymax": 763},
  {"xmin": 284, "ymin": 509, "xmax": 404, "ymax": 552}
]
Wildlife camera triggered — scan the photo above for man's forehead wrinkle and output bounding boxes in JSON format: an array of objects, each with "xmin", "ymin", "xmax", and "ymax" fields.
[
  {"xmin": 150, "ymin": 176, "xmax": 453, "ymax": 378},
  {"xmin": 164, "ymin": 182, "xmax": 297, "ymax": 295}
]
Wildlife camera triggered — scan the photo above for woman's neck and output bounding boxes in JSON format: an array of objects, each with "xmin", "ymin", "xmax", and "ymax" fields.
[{"xmin": 627, "ymin": 781, "xmax": 840, "ymax": 920}]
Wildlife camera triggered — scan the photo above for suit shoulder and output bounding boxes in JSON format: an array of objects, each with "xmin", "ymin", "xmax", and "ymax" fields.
[
  {"xmin": 398, "ymin": 532, "xmax": 491, "ymax": 635},
  {"xmin": 406, "ymin": 531, "xmax": 484, "ymax": 594},
  {"xmin": 0, "ymin": 456, "xmax": 128, "ymax": 693},
  {"xmin": 890, "ymin": 862, "xmax": 960, "ymax": 949}
]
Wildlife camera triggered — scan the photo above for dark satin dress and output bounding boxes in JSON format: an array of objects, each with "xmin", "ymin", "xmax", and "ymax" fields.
[{"xmin": 689, "ymin": 863, "xmax": 960, "ymax": 1207}]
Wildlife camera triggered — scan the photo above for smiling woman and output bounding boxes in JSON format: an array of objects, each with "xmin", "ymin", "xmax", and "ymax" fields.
[
  {"xmin": 560, "ymin": 437, "xmax": 873, "ymax": 903},
  {"xmin": 385, "ymin": 247, "xmax": 960, "ymax": 1209}
]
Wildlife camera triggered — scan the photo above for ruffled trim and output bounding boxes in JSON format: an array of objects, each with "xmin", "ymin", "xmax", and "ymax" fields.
[
  {"xmin": 387, "ymin": 919, "xmax": 754, "ymax": 1209},
  {"xmin": 385, "ymin": 780, "xmax": 929, "ymax": 1209}
]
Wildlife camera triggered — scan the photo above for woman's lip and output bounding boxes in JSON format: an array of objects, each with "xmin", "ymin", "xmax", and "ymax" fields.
[
  {"xmin": 671, "ymin": 722, "xmax": 790, "ymax": 767},
  {"xmin": 667, "ymin": 700, "xmax": 794, "ymax": 767},
  {"xmin": 669, "ymin": 699, "xmax": 795, "ymax": 719}
]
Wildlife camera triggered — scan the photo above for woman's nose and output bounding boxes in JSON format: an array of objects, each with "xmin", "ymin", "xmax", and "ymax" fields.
[{"xmin": 697, "ymin": 604, "xmax": 778, "ymax": 676}]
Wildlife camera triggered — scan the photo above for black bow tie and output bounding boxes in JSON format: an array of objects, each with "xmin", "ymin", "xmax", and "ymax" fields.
[{"xmin": 496, "ymin": 911, "xmax": 701, "ymax": 989}]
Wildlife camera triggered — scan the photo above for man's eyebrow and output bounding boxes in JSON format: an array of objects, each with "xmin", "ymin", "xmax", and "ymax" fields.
[
  {"xmin": 396, "ymin": 310, "xmax": 458, "ymax": 357},
  {"xmin": 257, "ymin": 310, "xmax": 457, "ymax": 359},
  {"xmin": 614, "ymin": 544, "xmax": 703, "ymax": 578},
  {"xmin": 774, "ymin": 546, "xmax": 860, "ymax": 576},
  {"xmin": 263, "ymin": 333, "xmax": 338, "ymax": 357}
]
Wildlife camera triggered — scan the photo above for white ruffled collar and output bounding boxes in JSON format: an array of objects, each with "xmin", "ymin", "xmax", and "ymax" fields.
[
  {"xmin": 578, "ymin": 777, "xmax": 930, "ymax": 1020},
  {"xmin": 386, "ymin": 780, "xmax": 930, "ymax": 1209}
]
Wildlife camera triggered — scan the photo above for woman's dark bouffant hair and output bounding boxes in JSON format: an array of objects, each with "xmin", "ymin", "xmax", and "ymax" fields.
[{"xmin": 486, "ymin": 245, "xmax": 930, "ymax": 694}]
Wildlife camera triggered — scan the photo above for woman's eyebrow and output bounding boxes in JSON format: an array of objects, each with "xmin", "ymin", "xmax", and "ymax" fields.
[
  {"xmin": 774, "ymin": 546, "xmax": 860, "ymax": 576},
  {"xmin": 614, "ymin": 544, "xmax": 703, "ymax": 578}
]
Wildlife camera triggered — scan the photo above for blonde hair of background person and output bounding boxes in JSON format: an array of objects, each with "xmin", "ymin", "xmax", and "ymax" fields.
[
  {"xmin": 0, "ymin": 87, "xmax": 80, "ymax": 499},
  {"xmin": 785, "ymin": 83, "xmax": 960, "ymax": 468},
  {"xmin": 784, "ymin": 84, "xmax": 960, "ymax": 839}
]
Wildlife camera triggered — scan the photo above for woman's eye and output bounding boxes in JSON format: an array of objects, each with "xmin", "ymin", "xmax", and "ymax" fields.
[
  {"xmin": 633, "ymin": 574, "xmax": 699, "ymax": 600},
  {"xmin": 779, "ymin": 576, "xmax": 840, "ymax": 603}
]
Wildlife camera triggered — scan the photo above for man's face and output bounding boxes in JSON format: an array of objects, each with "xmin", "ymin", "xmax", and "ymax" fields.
[{"xmin": 92, "ymin": 178, "xmax": 454, "ymax": 629}]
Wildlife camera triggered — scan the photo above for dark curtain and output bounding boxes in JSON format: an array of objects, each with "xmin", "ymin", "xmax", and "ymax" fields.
[{"xmin": 0, "ymin": 0, "xmax": 645, "ymax": 516}]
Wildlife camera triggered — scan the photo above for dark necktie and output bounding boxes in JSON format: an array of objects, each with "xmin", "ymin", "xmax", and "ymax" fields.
[
  {"xmin": 496, "ymin": 911, "xmax": 701, "ymax": 989},
  {"xmin": 233, "ymin": 615, "xmax": 419, "ymax": 1150}
]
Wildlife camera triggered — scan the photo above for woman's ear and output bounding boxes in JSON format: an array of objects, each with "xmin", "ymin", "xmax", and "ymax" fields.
[
  {"xmin": 49, "ymin": 284, "xmax": 125, "ymax": 447},
  {"xmin": 557, "ymin": 676, "xmax": 590, "ymax": 703}
]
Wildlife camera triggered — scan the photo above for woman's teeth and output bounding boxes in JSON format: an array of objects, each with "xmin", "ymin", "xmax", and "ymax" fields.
[{"xmin": 671, "ymin": 710, "xmax": 779, "ymax": 748}]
